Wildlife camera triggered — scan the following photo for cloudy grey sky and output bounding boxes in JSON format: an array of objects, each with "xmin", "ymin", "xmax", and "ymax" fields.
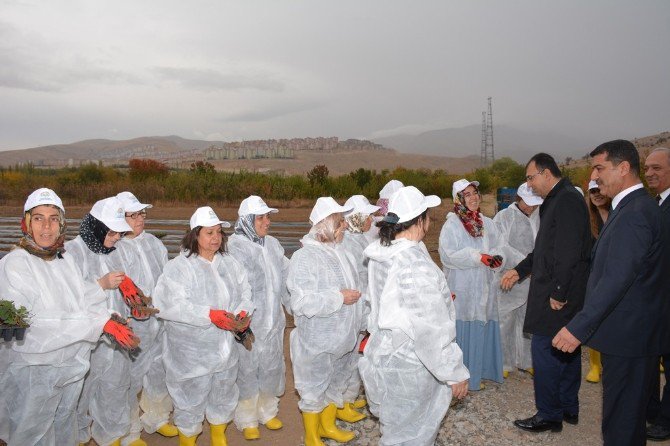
[{"xmin": 1, "ymin": 0, "xmax": 668, "ymax": 150}]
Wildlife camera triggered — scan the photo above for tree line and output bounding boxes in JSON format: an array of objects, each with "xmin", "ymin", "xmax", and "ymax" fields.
[{"xmin": 0, "ymin": 157, "xmax": 592, "ymax": 206}]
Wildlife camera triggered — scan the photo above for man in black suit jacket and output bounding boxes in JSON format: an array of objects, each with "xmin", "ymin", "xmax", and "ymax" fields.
[
  {"xmin": 644, "ymin": 146, "xmax": 670, "ymax": 441},
  {"xmin": 553, "ymin": 140, "xmax": 670, "ymax": 446},
  {"xmin": 501, "ymin": 153, "xmax": 591, "ymax": 433}
]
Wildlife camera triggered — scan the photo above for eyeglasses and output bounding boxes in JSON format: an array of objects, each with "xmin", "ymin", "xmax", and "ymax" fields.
[
  {"xmin": 125, "ymin": 210, "xmax": 147, "ymax": 220},
  {"xmin": 107, "ymin": 230, "xmax": 125, "ymax": 238},
  {"xmin": 461, "ymin": 191, "xmax": 480, "ymax": 199},
  {"xmin": 525, "ymin": 169, "xmax": 545, "ymax": 181}
]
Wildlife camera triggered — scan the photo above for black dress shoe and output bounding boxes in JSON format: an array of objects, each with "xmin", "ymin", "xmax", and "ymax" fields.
[
  {"xmin": 514, "ymin": 414, "xmax": 563, "ymax": 432},
  {"xmin": 647, "ymin": 423, "xmax": 670, "ymax": 441},
  {"xmin": 563, "ymin": 412, "xmax": 578, "ymax": 425}
]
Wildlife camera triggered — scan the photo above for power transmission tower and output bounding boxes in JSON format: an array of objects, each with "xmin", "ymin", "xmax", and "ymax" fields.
[{"xmin": 480, "ymin": 97, "xmax": 495, "ymax": 166}]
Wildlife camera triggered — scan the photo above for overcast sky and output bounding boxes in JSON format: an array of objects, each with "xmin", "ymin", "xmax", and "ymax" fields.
[{"xmin": 1, "ymin": 0, "xmax": 668, "ymax": 150}]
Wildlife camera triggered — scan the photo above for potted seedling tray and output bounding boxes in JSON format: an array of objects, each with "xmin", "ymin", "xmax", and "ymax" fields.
[{"xmin": 0, "ymin": 300, "xmax": 30, "ymax": 342}]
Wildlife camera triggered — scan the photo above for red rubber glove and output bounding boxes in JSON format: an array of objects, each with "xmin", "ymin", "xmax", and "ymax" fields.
[
  {"xmin": 103, "ymin": 314, "xmax": 140, "ymax": 350},
  {"xmin": 209, "ymin": 309, "xmax": 238, "ymax": 331},
  {"xmin": 119, "ymin": 277, "xmax": 143, "ymax": 307},
  {"xmin": 480, "ymin": 254, "xmax": 503, "ymax": 268}
]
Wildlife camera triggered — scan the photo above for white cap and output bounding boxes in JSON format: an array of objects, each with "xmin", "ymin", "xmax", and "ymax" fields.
[
  {"xmin": 388, "ymin": 186, "xmax": 441, "ymax": 223},
  {"xmin": 24, "ymin": 188, "xmax": 64, "ymax": 213},
  {"xmin": 452, "ymin": 179, "xmax": 480, "ymax": 200},
  {"xmin": 588, "ymin": 180, "xmax": 599, "ymax": 190},
  {"xmin": 238, "ymin": 195, "xmax": 278, "ymax": 216},
  {"xmin": 516, "ymin": 183, "xmax": 543, "ymax": 206},
  {"xmin": 116, "ymin": 191, "xmax": 153, "ymax": 212},
  {"xmin": 90, "ymin": 197, "xmax": 134, "ymax": 233},
  {"xmin": 344, "ymin": 195, "xmax": 380, "ymax": 216},
  {"xmin": 189, "ymin": 206, "xmax": 231, "ymax": 230},
  {"xmin": 309, "ymin": 197, "xmax": 353, "ymax": 225},
  {"xmin": 574, "ymin": 186, "xmax": 584, "ymax": 196},
  {"xmin": 379, "ymin": 180, "xmax": 404, "ymax": 199}
]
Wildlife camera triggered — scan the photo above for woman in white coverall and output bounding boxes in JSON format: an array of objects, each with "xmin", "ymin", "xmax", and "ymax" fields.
[
  {"xmin": 227, "ymin": 196, "xmax": 289, "ymax": 440},
  {"xmin": 493, "ymin": 183, "xmax": 542, "ymax": 378},
  {"xmin": 0, "ymin": 189, "xmax": 138, "ymax": 446},
  {"xmin": 339, "ymin": 194, "xmax": 380, "ymax": 418},
  {"xmin": 66, "ymin": 197, "xmax": 138, "ymax": 446},
  {"xmin": 369, "ymin": 179, "xmax": 404, "ymax": 242},
  {"xmin": 439, "ymin": 179, "xmax": 504, "ymax": 391},
  {"xmin": 359, "ymin": 185, "xmax": 469, "ymax": 446},
  {"xmin": 287, "ymin": 197, "xmax": 364, "ymax": 446},
  {"xmin": 111, "ymin": 191, "xmax": 178, "ymax": 444},
  {"xmin": 152, "ymin": 206, "xmax": 253, "ymax": 446}
]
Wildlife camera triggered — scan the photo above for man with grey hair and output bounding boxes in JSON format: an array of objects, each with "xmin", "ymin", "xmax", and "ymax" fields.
[{"xmin": 644, "ymin": 146, "xmax": 670, "ymax": 441}]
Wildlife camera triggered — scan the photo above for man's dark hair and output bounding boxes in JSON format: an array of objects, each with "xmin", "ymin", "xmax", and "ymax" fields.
[
  {"xmin": 590, "ymin": 139, "xmax": 640, "ymax": 175},
  {"xmin": 526, "ymin": 153, "xmax": 562, "ymax": 178}
]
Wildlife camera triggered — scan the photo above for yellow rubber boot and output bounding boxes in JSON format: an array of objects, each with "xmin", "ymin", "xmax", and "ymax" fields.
[
  {"xmin": 336, "ymin": 402, "xmax": 366, "ymax": 423},
  {"xmin": 242, "ymin": 426, "xmax": 260, "ymax": 440},
  {"xmin": 526, "ymin": 368, "xmax": 534, "ymax": 376},
  {"xmin": 352, "ymin": 399, "xmax": 366, "ymax": 409},
  {"xmin": 264, "ymin": 417, "xmax": 283, "ymax": 430},
  {"xmin": 210, "ymin": 423, "xmax": 228, "ymax": 446},
  {"xmin": 128, "ymin": 440, "xmax": 148, "ymax": 446},
  {"xmin": 503, "ymin": 370, "xmax": 510, "ymax": 379},
  {"xmin": 109, "ymin": 440, "xmax": 121, "ymax": 446},
  {"xmin": 302, "ymin": 412, "xmax": 325, "ymax": 446},
  {"xmin": 156, "ymin": 423, "xmax": 179, "ymax": 437},
  {"xmin": 318, "ymin": 403, "xmax": 355, "ymax": 443},
  {"xmin": 178, "ymin": 431, "xmax": 198, "ymax": 446},
  {"xmin": 585, "ymin": 348, "xmax": 602, "ymax": 383}
]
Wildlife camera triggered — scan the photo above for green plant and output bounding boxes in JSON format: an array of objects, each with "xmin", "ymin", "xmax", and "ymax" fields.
[{"xmin": 0, "ymin": 300, "xmax": 30, "ymax": 327}]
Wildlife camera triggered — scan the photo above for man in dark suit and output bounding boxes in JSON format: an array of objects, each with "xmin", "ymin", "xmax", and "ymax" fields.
[
  {"xmin": 501, "ymin": 153, "xmax": 591, "ymax": 433},
  {"xmin": 553, "ymin": 140, "xmax": 670, "ymax": 446},
  {"xmin": 644, "ymin": 146, "xmax": 670, "ymax": 441}
]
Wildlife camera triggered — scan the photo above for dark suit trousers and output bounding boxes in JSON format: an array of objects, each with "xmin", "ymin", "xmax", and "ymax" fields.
[
  {"xmin": 531, "ymin": 335, "xmax": 581, "ymax": 421},
  {"xmin": 646, "ymin": 356, "xmax": 670, "ymax": 425},
  {"xmin": 601, "ymin": 354, "xmax": 657, "ymax": 446}
]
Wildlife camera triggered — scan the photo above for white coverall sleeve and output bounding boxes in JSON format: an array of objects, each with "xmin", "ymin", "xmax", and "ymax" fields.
[
  {"xmin": 397, "ymin": 262, "xmax": 470, "ymax": 385},
  {"xmin": 438, "ymin": 218, "xmax": 482, "ymax": 270},
  {"xmin": 287, "ymin": 251, "xmax": 343, "ymax": 318},
  {"xmin": 1, "ymin": 256, "xmax": 110, "ymax": 353},
  {"xmin": 493, "ymin": 212, "xmax": 527, "ymax": 267},
  {"xmin": 153, "ymin": 261, "xmax": 211, "ymax": 327},
  {"xmin": 280, "ymin": 255, "xmax": 292, "ymax": 315}
]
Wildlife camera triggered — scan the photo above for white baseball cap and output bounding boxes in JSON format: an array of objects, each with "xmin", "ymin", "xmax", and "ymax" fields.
[
  {"xmin": 309, "ymin": 197, "xmax": 353, "ymax": 225},
  {"xmin": 516, "ymin": 183, "xmax": 543, "ymax": 206},
  {"xmin": 588, "ymin": 180, "xmax": 599, "ymax": 191},
  {"xmin": 90, "ymin": 197, "xmax": 133, "ymax": 233},
  {"xmin": 190, "ymin": 206, "xmax": 231, "ymax": 230},
  {"xmin": 344, "ymin": 195, "xmax": 380, "ymax": 216},
  {"xmin": 379, "ymin": 179, "xmax": 404, "ymax": 199},
  {"xmin": 238, "ymin": 195, "xmax": 278, "ymax": 216},
  {"xmin": 116, "ymin": 191, "xmax": 153, "ymax": 212},
  {"xmin": 24, "ymin": 188, "xmax": 64, "ymax": 213},
  {"xmin": 452, "ymin": 179, "xmax": 481, "ymax": 200},
  {"xmin": 388, "ymin": 186, "xmax": 441, "ymax": 223}
]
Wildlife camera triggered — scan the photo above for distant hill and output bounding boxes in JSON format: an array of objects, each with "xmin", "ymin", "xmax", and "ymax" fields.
[{"xmin": 372, "ymin": 124, "xmax": 601, "ymax": 163}]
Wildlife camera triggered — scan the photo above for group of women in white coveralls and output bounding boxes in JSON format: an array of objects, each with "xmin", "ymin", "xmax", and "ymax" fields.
[{"xmin": 0, "ymin": 175, "xmax": 543, "ymax": 446}]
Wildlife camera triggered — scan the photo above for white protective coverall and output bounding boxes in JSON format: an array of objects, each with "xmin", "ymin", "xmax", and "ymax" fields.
[
  {"xmin": 339, "ymin": 230, "xmax": 371, "ymax": 403},
  {"xmin": 227, "ymin": 233, "xmax": 290, "ymax": 429},
  {"xmin": 492, "ymin": 203, "xmax": 539, "ymax": 372},
  {"xmin": 108, "ymin": 231, "xmax": 172, "ymax": 444},
  {"xmin": 0, "ymin": 248, "xmax": 111, "ymax": 446},
  {"xmin": 66, "ymin": 235, "xmax": 134, "ymax": 446},
  {"xmin": 438, "ymin": 213, "xmax": 504, "ymax": 391},
  {"xmin": 152, "ymin": 251, "xmax": 253, "ymax": 437},
  {"xmin": 287, "ymin": 234, "xmax": 364, "ymax": 412},
  {"xmin": 360, "ymin": 238, "xmax": 470, "ymax": 446}
]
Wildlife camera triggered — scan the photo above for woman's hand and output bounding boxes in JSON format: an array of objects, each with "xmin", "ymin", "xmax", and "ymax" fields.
[
  {"xmin": 451, "ymin": 380, "xmax": 469, "ymax": 400},
  {"xmin": 98, "ymin": 271, "xmax": 125, "ymax": 290},
  {"xmin": 341, "ymin": 289, "xmax": 362, "ymax": 305}
]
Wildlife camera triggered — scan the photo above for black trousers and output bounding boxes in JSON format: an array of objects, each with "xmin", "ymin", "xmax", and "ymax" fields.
[
  {"xmin": 531, "ymin": 334, "xmax": 581, "ymax": 421},
  {"xmin": 601, "ymin": 353, "xmax": 657, "ymax": 446},
  {"xmin": 647, "ymin": 355, "xmax": 670, "ymax": 426}
]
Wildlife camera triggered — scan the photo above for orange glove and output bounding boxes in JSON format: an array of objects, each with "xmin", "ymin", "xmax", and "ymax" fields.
[
  {"xmin": 119, "ymin": 277, "xmax": 144, "ymax": 307},
  {"xmin": 480, "ymin": 254, "xmax": 503, "ymax": 268},
  {"xmin": 209, "ymin": 309, "xmax": 238, "ymax": 331},
  {"xmin": 103, "ymin": 314, "xmax": 140, "ymax": 350}
]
